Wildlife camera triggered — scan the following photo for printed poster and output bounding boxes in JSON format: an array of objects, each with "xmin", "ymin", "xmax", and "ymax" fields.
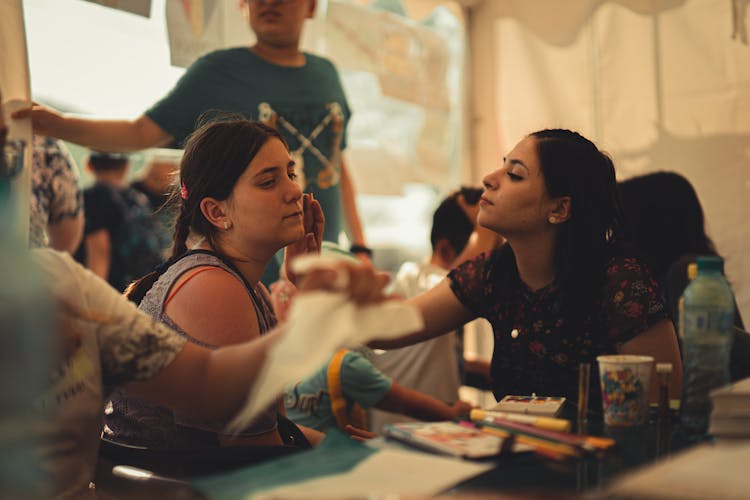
[{"xmin": 82, "ymin": 0, "xmax": 151, "ymax": 17}]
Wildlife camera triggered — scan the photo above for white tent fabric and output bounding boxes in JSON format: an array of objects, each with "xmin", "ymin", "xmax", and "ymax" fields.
[
  {"xmin": 468, "ymin": 0, "xmax": 750, "ymax": 319},
  {"xmin": 163, "ymin": 0, "xmax": 466, "ymax": 194},
  {"xmin": 83, "ymin": 0, "xmax": 151, "ymax": 17}
]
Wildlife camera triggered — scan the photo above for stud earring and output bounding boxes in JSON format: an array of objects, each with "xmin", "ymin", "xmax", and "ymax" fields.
[
  {"xmin": 224, "ymin": 221, "xmax": 231, "ymax": 230},
  {"xmin": 548, "ymin": 216, "xmax": 557, "ymax": 224}
]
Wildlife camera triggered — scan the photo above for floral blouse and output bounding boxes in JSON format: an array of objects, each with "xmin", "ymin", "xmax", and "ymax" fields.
[
  {"xmin": 29, "ymin": 135, "xmax": 83, "ymax": 248},
  {"xmin": 448, "ymin": 249, "xmax": 669, "ymax": 408}
]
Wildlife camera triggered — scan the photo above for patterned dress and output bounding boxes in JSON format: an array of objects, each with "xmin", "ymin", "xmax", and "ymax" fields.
[
  {"xmin": 448, "ymin": 248, "xmax": 670, "ymax": 408},
  {"xmin": 29, "ymin": 135, "xmax": 83, "ymax": 248}
]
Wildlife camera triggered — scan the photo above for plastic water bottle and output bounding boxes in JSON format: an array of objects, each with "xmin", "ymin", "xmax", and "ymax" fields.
[{"xmin": 679, "ymin": 256, "xmax": 734, "ymax": 436}]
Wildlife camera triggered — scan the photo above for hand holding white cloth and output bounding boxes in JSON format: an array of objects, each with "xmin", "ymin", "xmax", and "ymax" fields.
[{"xmin": 226, "ymin": 258, "xmax": 424, "ymax": 433}]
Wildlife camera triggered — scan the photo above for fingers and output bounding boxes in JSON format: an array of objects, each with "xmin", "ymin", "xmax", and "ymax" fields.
[
  {"xmin": 457, "ymin": 400, "xmax": 474, "ymax": 415},
  {"xmin": 302, "ymin": 193, "xmax": 313, "ymax": 231},
  {"xmin": 10, "ymin": 108, "xmax": 28, "ymax": 120},
  {"xmin": 294, "ymin": 260, "xmax": 389, "ymax": 304},
  {"xmin": 304, "ymin": 233, "xmax": 318, "ymax": 253},
  {"xmin": 300, "ymin": 194, "xmax": 324, "ymax": 251},
  {"xmin": 9, "ymin": 104, "xmax": 35, "ymax": 120},
  {"xmin": 297, "ymin": 267, "xmax": 344, "ymax": 292},
  {"xmin": 310, "ymin": 197, "xmax": 324, "ymax": 249},
  {"xmin": 344, "ymin": 424, "xmax": 378, "ymax": 441},
  {"xmin": 374, "ymin": 271, "xmax": 391, "ymax": 297},
  {"xmin": 311, "ymin": 197, "xmax": 324, "ymax": 225},
  {"xmin": 354, "ymin": 252, "xmax": 371, "ymax": 265},
  {"xmin": 344, "ymin": 264, "xmax": 390, "ymax": 304}
]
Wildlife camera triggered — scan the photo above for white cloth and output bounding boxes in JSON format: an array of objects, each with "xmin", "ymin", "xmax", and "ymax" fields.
[
  {"xmin": 369, "ymin": 261, "xmax": 461, "ymax": 433},
  {"xmin": 227, "ymin": 291, "xmax": 424, "ymax": 433},
  {"xmin": 29, "ymin": 250, "xmax": 186, "ymax": 498}
]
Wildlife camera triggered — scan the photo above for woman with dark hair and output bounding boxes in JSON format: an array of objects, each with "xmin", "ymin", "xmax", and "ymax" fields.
[
  {"xmin": 107, "ymin": 118, "xmax": 327, "ymax": 450},
  {"xmin": 618, "ymin": 172, "xmax": 716, "ymax": 281},
  {"xmin": 373, "ymin": 129, "xmax": 683, "ymax": 408},
  {"xmin": 618, "ymin": 171, "xmax": 746, "ymax": 379}
]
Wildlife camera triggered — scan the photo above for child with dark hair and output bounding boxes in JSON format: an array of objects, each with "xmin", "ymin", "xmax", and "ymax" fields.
[
  {"xmin": 74, "ymin": 152, "xmax": 162, "ymax": 292},
  {"xmin": 372, "ymin": 130, "xmax": 684, "ymax": 409},
  {"xmin": 369, "ymin": 187, "xmax": 495, "ymax": 432},
  {"xmin": 618, "ymin": 171, "xmax": 747, "ymax": 379}
]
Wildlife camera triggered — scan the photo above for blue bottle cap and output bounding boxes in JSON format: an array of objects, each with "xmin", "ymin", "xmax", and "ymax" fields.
[{"xmin": 696, "ymin": 255, "xmax": 723, "ymax": 273}]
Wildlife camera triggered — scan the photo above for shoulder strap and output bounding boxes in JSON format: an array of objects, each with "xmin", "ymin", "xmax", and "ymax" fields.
[
  {"xmin": 181, "ymin": 249, "xmax": 262, "ymax": 306},
  {"xmin": 326, "ymin": 348, "xmax": 367, "ymax": 431},
  {"xmin": 164, "ymin": 266, "xmax": 220, "ymax": 308}
]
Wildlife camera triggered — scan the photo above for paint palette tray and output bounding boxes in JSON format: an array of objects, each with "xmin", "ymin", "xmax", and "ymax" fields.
[{"xmin": 492, "ymin": 395, "xmax": 566, "ymax": 417}]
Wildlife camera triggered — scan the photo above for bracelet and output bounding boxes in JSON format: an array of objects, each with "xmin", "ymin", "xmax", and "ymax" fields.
[{"xmin": 349, "ymin": 244, "xmax": 373, "ymax": 257}]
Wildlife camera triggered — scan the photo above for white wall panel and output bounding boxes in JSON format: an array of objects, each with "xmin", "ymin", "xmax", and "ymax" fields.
[{"xmin": 469, "ymin": 0, "xmax": 750, "ymax": 319}]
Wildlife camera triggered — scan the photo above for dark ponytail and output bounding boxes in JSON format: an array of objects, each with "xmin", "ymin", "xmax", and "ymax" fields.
[
  {"xmin": 123, "ymin": 115, "xmax": 285, "ymax": 304},
  {"xmin": 528, "ymin": 129, "xmax": 627, "ymax": 325}
]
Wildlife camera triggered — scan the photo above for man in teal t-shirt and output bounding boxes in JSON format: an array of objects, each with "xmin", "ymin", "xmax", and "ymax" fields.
[
  {"xmin": 146, "ymin": 47, "xmax": 350, "ymax": 245},
  {"xmin": 18, "ymin": 0, "xmax": 370, "ymax": 283}
]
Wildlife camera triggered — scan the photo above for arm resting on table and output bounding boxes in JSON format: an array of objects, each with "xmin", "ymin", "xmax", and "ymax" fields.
[{"xmin": 375, "ymin": 382, "xmax": 471, "ymax": 421}]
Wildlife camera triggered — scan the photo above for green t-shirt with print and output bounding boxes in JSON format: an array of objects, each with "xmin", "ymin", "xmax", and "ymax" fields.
[{"xmin": 146, "ymin": 48, "xmax": 351, "ymax": 244}]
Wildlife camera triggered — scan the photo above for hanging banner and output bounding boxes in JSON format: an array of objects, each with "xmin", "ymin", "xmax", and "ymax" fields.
[
  {"xmin": 166, "ymin": 0, "xmax": 250, "ymax": 68},
  {"xmin": 325, "ymin": 2, "xmax": 452, "ymax": 111},
  {"xmin": 167, "ymin": 0, "xmax": 220, "ymax": 68},
  {"xmin": 0, "ymin": 0, "xmax": 32, "ymax": 242},
  {"xmin": 82, "ymin": 0, "xmax": 151, "ymax": 17}
]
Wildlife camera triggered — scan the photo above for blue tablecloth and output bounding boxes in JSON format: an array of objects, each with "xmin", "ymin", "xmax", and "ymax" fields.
[{"xmin": 192, "ymin": 430, "xmax": 377, "ymax": 500}]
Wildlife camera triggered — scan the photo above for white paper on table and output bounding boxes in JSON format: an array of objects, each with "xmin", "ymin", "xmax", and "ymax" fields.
[
  {"xmin": 226, "ymin": 292, "xmax": 424, "ymax": 433},
  {"xmin": 606, "ymin": 441, "xmax": 750, "ymax": 500},
  {"xmin": 251, "ymin": 447, "xmax": 493, "ymax": 500}
]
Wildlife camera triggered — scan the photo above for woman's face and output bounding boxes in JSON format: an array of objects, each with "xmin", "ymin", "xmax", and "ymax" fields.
[
  {"xmin": 223, "ymin": 137, "xmax": 304, "ymax": 254},
  {"xmin": 478, "ymin": 136, "xmax": 556, "ymax": 238}
]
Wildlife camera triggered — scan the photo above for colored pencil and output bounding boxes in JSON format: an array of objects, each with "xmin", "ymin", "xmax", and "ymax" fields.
[{"xmin": 476, "ymin": 416, "xmax": 615, "ymax": 454}]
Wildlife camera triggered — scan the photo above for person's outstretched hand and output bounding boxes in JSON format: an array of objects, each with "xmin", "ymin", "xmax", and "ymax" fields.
[
  {"xmin": 344, "ymin": 424, "xmax": 378, "ymax": 442},
  {"xmin": 284, "ymin": 193, "xmax": 324, "ymax": 284},
  {"xmin": 450, "ymin": 400, "xmax": 474, "ymax": 419},
  {"xmin": 296, "ymin": 260, "xmax": 391, "ymax": 305},
  {"xmin": 11, "ymin": 102, "xmax": 63, "ymax": 137}
]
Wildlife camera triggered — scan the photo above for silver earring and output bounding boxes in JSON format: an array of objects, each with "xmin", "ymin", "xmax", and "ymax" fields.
[{"xmin": 224, "ymin": 221, "xmax": 230, "ymax": 230}]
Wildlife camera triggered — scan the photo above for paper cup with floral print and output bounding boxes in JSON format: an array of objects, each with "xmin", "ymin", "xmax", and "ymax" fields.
[{"xmin": 597, "ymin": 355, "xmax": 653, "ymax": 426}]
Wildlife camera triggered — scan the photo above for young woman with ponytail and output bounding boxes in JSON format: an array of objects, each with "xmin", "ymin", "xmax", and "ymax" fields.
[{"xmin": 106, "ymin": 118, "xmax": 327, "ymax": 450}]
